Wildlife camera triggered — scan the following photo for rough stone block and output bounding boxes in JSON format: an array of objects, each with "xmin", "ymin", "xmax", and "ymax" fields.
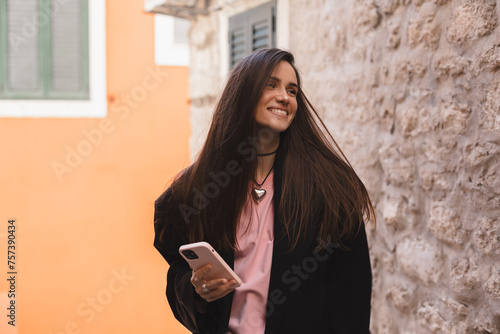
[
  {"xmin": 377, "ymin": 314, "xmax": 398, "ymax": 334},
  {"xmin": 395, "ymin": 58, "xmax": 428, "ymax": 83},
  {"xmin": 396, "ymin": 238, "xmax": 443, "ymax": 284},
  {"xmin": 449, "ymin": 256, "xmax": 480, "ymax": 297},
  {"xmin": 446, "ymin": 0, "xmax": 498, "ymax": 44},
  {"xmin": 479, "ymin": 44, "xmax": 500, "ymax": 70},
  {"xmin": 415, "ymin": 106, "xmax": 436, "ymax": 134},
  {"xmin": 481, "ymin": 82, "xmax": 500, "ymax": 133},
  {"xmin": 419, "ymin": 166, "xmax": 436, "ymax": 191},
  {"xmin": 429, "ymin": 201, "xmax": 467, "ymax": 245},
  {"xmin": 441, "ymin": 297, "xmax": 468, "ymax": 316},
  {"xmin": 387, "ymin": 284, "xmax": 415, "ymax": 313},
  {"xmin": 472, "ymin": 218, "xmax": 500, "ymax": 256},
  {"xmin": 379, "ymin": 0, "xmax": 403, "ymax": 16},
  {"xmin": 439, "ymin": 100, "xmax": 472, "ymax": 148},
  {"xmin": 398, "ymin": 106, "xmax": 418, "ymax": 137},
  {"xmin": 378, "ymin": 144, "xmax": 416, "ymax": 186},
  {"xmin": 484, "ymin": 266, "xmax": 500, "ymax": 299},
  {"xmin": 408, "ymin": 3, "xmax": 441, "ymax": 49},
  {"xmin": 418, "ymin": 163, "xmax": 452, "ymax": 195},
  {"xmin": 433, "ymin": 55, "xmax": 470, "ymax": 79},
  {"xmin": 441, "ymin": 100, "xmax": 470, "ymax": 134},
  {"xmin": 470, "ymin": 310, "xmax": 500, "ymax": 334},
  {"xmin": 386, "ymin": 22, "xmax": 401, "ymax": 49},
  {"xmin": 382, "ymin": 196, "xmax": 410, "ymax": 230},
  {"xmin": 464, "ymin": 141, "xmax": 499, "ymax": 168},
  {"xmin": 462, "ymin": 138, "xmax": 500, "ymax": 200},
  {"xmin": 381, "ymin": 249, "xmax": 396, "ymax": 274},
  {"xmin": 353, "ymin": 0, "xmax": 380, "ymax": 35},
  {"xmin": 417, "ymin": 302, "xmax": 448, "ymax": 333}
]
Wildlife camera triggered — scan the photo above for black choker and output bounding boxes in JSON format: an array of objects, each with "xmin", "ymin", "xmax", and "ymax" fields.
[{"xmin": 257, "ymin": 147, "xmax": 278, "ymax": 156}]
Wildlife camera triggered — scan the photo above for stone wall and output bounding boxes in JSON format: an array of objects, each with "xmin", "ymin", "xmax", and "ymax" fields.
[
  {"xmin": 289, "ymin": 0, "xmax": 500, "ymax": 332},
  {"xmin": 187, "ymin": 0, "xmax": 500, "ymax": 332}
]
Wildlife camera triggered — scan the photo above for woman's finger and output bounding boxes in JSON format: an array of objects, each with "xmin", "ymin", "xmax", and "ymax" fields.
[
  {"xmin": 200, "ymin": 278, "xmax": 229, "ymax": 291},
  {"xmin": 203, "ymin": 279, "xmax": 239, "ymax": 302},
  {"xmin": 190, "ymin": 263, "xmax": 212, "ymax": 287},
  {"xmin": 195, "ymin": 278, "xmax": 229, "ymax": 299}
]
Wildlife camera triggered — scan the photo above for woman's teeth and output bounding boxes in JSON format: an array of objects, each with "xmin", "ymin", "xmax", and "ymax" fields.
[{"xmin": 270, "ymin": 108, "xmax": 287, "ymax": 116}]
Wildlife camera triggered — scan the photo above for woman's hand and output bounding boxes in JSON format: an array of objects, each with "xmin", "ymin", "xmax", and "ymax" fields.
[{"xmin": 191, "ymin": 264, "xmax": 239, "ymax": 302}]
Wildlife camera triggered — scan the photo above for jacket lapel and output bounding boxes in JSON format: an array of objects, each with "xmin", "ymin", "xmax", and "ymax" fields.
[{"xmin": 264, "ymin": 146, "xmax": 295, "ymax": 334}]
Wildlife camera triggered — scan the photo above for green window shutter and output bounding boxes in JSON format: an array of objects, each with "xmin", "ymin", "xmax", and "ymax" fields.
[
  {"xmin": 0, "ymin": 0, "xmax": 89, "ymax": 100},
  {"xmin": 51, "ymin": 0, "xmax": 86, "ymax": 94},
  {"xmin": 6, "ymin": 0, "xmax": 40, "ymax": 92},
  {"xmin": 228, "ymin": 1, "xmax": 275, "ymax": 69}
]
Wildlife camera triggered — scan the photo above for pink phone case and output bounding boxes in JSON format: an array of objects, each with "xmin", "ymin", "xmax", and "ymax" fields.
[{"xmin": 179, "ymin": 241, "xmax": 242, "ymax": 287}]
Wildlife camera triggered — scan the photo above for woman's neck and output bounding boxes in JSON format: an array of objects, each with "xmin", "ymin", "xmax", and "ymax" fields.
[
  {"xmin": 255, "ymin": 137, "xmax": 279, "ymax": 181},
  {"xmin": 255, "ymin": 155, "xmax": 275, "ymax": 181}
]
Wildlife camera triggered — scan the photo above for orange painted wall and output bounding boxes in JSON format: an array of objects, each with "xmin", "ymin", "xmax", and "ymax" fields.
[{"xmin": 0, "ymin": 0, "xmax": 190, "ymax": 333}]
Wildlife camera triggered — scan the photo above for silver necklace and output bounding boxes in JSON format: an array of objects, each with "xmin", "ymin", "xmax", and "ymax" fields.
[{"xmin": 252, "ymin": 164, "xmax": 274, "ymax": 203}]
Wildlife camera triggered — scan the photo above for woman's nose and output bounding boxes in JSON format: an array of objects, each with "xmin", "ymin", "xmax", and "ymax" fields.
[{"xmin": 276, "ymin": 88, "xmax": 289, "ymax": 104}]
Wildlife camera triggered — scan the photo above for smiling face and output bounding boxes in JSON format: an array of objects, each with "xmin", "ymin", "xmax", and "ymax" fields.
[{"xmin": 254, "ymin": 61, "xmax": 298, "ymax": 134}]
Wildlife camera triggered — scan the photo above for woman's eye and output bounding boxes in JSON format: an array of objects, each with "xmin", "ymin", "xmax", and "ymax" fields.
[
  {"xmin": 288, "ymin": 89, "xmax": 297, "ymax": 96},
  {"xmin": 267, "ymin": 82, "xmax": 276, "ymax": 88}
]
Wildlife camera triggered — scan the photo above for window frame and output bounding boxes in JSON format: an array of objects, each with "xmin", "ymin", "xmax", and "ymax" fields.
[
  {"xmin": 0, "ymin": 0, "xmax": 106, "ymax": 118},
  {"xmin": 0, "ymin": 0, "xmax": 90, "ymax": 100}
]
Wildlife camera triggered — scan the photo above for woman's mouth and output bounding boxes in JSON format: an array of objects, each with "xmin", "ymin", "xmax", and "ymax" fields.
[{"xmin": 269, "ymin": 108, "xmax": 288, "ymax": 117}]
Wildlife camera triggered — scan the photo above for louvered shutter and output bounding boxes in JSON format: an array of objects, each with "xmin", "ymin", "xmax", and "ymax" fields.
[
  {"xmin": 51, "ymin": 0, "xmax": 86, "ymax": 93},
  {"xmin": 228, "ymin": 16, "xmax": 246, "ymax": 68},
  {"xmin": 5, "ymin": 0, "xmax": 40, "ymax": 92},
  {"xmin": 0, "ymin": 0, "xmax": 89, "ymax": 99},
  {"xmin": 228, "ymin": 1, "xmax": 275, "ymax": 69}
]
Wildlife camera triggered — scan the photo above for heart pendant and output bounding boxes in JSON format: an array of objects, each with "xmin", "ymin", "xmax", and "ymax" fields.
[{"xmin": 252, "ymin": 188, "xmax": 266, "ymax": 203}]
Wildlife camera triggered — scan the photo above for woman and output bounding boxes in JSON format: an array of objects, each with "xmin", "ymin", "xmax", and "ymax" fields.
[{"xmin": 154, "ymin": 48, "xmax": 375, "ymax": 334}]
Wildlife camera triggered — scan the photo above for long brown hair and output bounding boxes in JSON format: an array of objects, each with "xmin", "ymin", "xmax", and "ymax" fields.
[{"xmin": 161, "ymin": 48, "xmax": 375, "ymax": 251}]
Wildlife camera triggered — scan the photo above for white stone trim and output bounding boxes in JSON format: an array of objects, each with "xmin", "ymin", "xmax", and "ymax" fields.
[
  {"xmin": 144, "ymin": 0, "xmax": 166, "ymax": 12},
  {"xmin": 0, "ymin": 0, "xmax": 107, "ymax": 118},
  {"xmin": 218, "ymin": 10, "xmax": 229, "ymax": 77},
  {"xmin": 276, "ymin": 0, "xmax": 289, "ymax": 49}
]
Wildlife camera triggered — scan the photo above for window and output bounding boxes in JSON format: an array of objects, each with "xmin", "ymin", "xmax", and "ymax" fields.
[
  {"xmin": 0, "ymin": 0, "xmax": 106, "ymax": 118},
  {"xmin": 228, "ymin": 1, "xmax": 276, "ymax": 69},
  {"xmin": 154, "ymin": 14, "xmax": 190, "ymax": 67},
  {"xmin": 0, "ymin": 0, "xmax": 89, "ymax": 100}
]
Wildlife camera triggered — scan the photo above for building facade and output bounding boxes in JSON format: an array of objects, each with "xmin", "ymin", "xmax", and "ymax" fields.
[
  {"xmin": 148, "ymin": 0, "xmax": 500, "ymax": 332},
  {"xmin": 1, "ymin": 0, "xmax": 190, "ymax": 333}
]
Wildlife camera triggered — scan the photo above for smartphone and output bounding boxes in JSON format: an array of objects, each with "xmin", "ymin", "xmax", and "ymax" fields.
[{"xmin": 179, "ymin": 241, "xmax": 242, "ymax": 287}]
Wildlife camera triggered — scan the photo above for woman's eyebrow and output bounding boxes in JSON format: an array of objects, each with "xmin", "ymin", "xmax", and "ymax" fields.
[{"xmin": 269, "ymin": 76, "xmax": 298, "ymax": 88}]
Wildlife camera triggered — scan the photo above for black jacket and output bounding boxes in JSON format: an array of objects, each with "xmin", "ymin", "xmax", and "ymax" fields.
[{"xmin": 154, "ymin": 153, "xmax": 372, "ymax": 334}]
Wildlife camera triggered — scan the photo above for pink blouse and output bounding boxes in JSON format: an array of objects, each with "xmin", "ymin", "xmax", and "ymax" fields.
[{"xmin": 227, "ymin": 173, "xmax": 275, "ymax": 334}]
